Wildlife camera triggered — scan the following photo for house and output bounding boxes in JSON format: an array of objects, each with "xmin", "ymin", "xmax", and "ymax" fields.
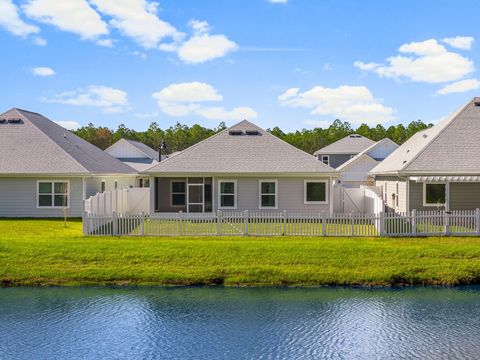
[
  {"xmin": 105, "ymin": 138, "xmax": 161, "ymax": 188},
  {"xmin": 143, "ymin": 120, "xmax": 337, "ymax": 214},
  {"xmin": 0, "ymin": 108, "xmax": 136, "ymax": 217},
  {"xmin": 314, "ymin": 134, "xmax": 376, "ymax": 168},
  {"xmin": 336, "ymin": 138, "xmax": 398, "ymax": 188},
  {"xmin": 370, "ymin": 97, "xmax": 480, "ymax": 212}
]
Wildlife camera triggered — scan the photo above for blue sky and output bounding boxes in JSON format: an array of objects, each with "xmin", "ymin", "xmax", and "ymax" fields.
[{"xmin": 1, "ymin": 0, "xmax": 479, "ymax": 132}]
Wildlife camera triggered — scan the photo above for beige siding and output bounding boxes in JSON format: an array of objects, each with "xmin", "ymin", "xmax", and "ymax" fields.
[{"xmin": 0, "ymin": 177, "xmax": 84, "ymax": 217}]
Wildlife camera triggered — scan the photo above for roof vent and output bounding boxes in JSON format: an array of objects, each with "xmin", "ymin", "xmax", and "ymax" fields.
[
  {"xmin": 474, "ymin": 100, "xmax": 480, "ymax": 106},
  {"xmin": 349, "ymin": 134, "xmax": 361, "ymax": 138},
  {"xmin": 7, "ymin": 118, "xmax": 22, "ymax": 124},
  {"xmin": 229, "ymin": 130, "xmax": 243, "ymax": 136},
  {"xmin": 245, "ymin": 129, "xmax": 260, "ymax": 136},
  {"xmin": 422, "ymin": 134, "xmax": 428, "ymax": 139}
]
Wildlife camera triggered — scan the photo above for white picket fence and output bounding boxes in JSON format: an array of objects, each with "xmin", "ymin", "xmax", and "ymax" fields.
[
  {"xmin": 84, "ymin": 188, "xmax": 150, "ymax": 216},
  {"xmin": 83, "ymin": 209, "xmax": 480, "ymax": 237}
]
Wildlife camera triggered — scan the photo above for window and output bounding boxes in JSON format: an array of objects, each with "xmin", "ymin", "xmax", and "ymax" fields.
[
  {"xmin": 423, "ymin": 183, "xmax": 446, "ymax": 206},
  {"xmin": 395, "ymin": 181, "xmax": 399, "ymax": 208},
  {"xmin": 37, "ymin": 181, "xmax": 69, "ymax": 208},
  {"xmin": 321, "ymin": 155, "xmax": 329, "ymax": 166},
  {"xmin": 114, "ymin": 180, "xmax": 118, "ymax": 189},
  {"xmin": 101, "ymin": 180, "xmax": 106, "ymax": 193},
  {"xmin": 383, "ymin": 181, "xmax": 387, "ymax": 202},
  {"xmin": 218, "ymin": 180, "xmax": 236, "ymax": 209},
  {"xmin": 171, "ymin": 180, "xmax": 186, "ymax": 206},
  {"xmin": 304, "ymin": 180, "xmax": 328, "ymax": 204},
  {"xmin": 259, "ymin": 180, "xmax": 278, "ymax": 209}
]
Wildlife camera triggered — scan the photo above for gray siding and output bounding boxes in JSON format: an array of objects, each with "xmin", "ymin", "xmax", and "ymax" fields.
[
  {"xmin": 450, "ymin": 183, "xmax": 480, "ymax": 210},
  {"xmin": 410, "ymin": 181, "xmax": 480, "ymax": 211},
  {"xmin": 318, "ymin": 154, "xmax": 354, "ymax": 168},
  {"xmin": 0, "ymin": 177, "xmax": 84, "ymax": 217},
  {"xmin": 375, "ymin": 176, "xmax": 407, "ymax": 213},
  {"xmin": 214, "ymin": 177, "xmax": 331, "ymax": 212}
]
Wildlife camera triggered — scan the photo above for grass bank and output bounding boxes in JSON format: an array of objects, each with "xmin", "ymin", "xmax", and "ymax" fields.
[{"xmin": 1, "ymin": 219, "xmax": 480, "ymax": 287}]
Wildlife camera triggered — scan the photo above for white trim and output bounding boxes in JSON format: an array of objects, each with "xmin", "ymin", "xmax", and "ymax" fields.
[
  {"xmin": 170, "ymin": 179, "xmax": 186, "ymax": 207},
  {"xmin": 321, "ymin": 155, "xmax": 330, "ymax": 166},
  {"xmin": 258, "ymin": 179, "xmax": 278, "ymax": 209},
  {"xmin": 304, "ymin": 179, "xmax": 328, "ymax": 204},
  {"xmin": 423, "ymin": 182, "xmax": 447, "ymax": 207},
  {"xmin": 36, "ymin": 180, "xmax": 70, "ymax": 209},
  {"xmin": 218, "ymin": 179, "xmax": 237, "ymax": 209}
]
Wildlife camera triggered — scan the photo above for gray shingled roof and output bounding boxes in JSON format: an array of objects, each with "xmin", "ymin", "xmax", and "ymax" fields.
[
  {"xmin": 0, "ymin": 108, "xmax": 136, "ymax": 175},
  {"xmin": 122, "ymin": 139, "xmax": 160, "ymax": 161},
  {"xmin": 144, "ymin": 120, "xmax": 336, "ymax": 174},
  {"xmin": 314, "ymin": 134, "xmax": 376, "ymax": 155},
  {"xmin": 371, "ymin": 98, "xmax": 480, "ymax": 175}
]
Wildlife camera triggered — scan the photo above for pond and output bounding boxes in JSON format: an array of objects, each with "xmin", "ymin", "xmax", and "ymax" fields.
[{"xmin": 1, "ymin": 287, "xmax": 480, "ymax": 359}]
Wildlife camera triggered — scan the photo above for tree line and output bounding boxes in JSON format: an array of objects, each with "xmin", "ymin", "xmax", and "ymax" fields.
[{"xmin": 73, "ymin": 119, "xmax": 432, "ymax": 155}]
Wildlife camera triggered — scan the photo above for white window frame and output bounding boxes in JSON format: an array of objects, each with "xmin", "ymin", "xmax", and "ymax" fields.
[
  {"xmin": 259, "ymin": 179, "xmax": 278, "ymax": 209},
  {"xmin": 395, "ymin": 181, "xmax": 399, "ymax": 208},
  {"xmin": 36, "ymin": 180, "xmax": 70, "ymax": 209},
  {"xmin": 170, "ymin": 179, "xmax": 186, "ymax": 207},
  {"xmin": 321, "ymin": 155, "xmax": 329, "ymax": 166},
  {"xmin": 304, "ymin": 179, "xmax": 328, "ymax": 205},
  {"xmin": 423, "ymin": 182, "xmax": 447, "ymax": 207},
  {"xmin": 218, "ymin": 179, "xmax": 237, "ymax": 209}
]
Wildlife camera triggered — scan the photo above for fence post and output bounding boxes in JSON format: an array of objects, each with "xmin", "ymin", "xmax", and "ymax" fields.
[
  {"xmin": 283, "ymin": 210, "xmax": 287, "ymax": 236},
  {"xmin": 476, "ymin": 208, "xmax": 480, "ymax": 236},
  {"xmin": 112, "ymin": 211, "xmax": 118, "ymax": 236},
  {"xmin": 179, "ymin": 211, "xmax": 183, "ymax": 236},
  {"xmin": 217, "ymin": 210, "xmax": 222, "ymax": 236},
  {"xmin": 444, "ymin": 211, "xmax": 450, "ymax": 236},
  {"xmin": 350, "ymin": 212, "xmax": 355, "ymax": 237},
  {"xmin": 244, "ymin": 210, "xmax": 249, "ymax": 236},
  {"xmin": 141, "ymin": 211, "xmax": 145, "ymax": 236},
  {"xmin": 379, "ymin": 211, "xmax": 385, "ymax": 236},
  {"xmin": 321, "ymin": 212, "xmax": 326, "ymax": 236},
  {"xmin": 411, "ymin": 209, "xmax": 417, "ymax": 236}
]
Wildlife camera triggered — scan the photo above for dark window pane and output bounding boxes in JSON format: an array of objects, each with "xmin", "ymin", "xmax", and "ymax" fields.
[
  {"xmin": 261, "ymin": 182, "xmax": 276, "ymax": 194},
  {"xmin": 261, "ymin": 194, "xmax": 276, "ymax": 207},
  {"xmin": 172, "ymin": 181, "xmax": 185, "ymax": 193},
  {"xmin": 204, "ymin": 184, "xmax": 212, "ymax": 212},
  {"xmin": 307, "ymin": 182, "xmax": 326, "ymax": 202},
  {"xmin": 144, "ymin": 179, "xmax": 150, "ymax": 188},
  {"xmin": 101, "ymin": 181, "xmax": 106, "ymax": 192},
  {"xmin": 189, "ymin": 186, "xmax": 203, "ymax": 203},
  {"xmin": 221, "ymin": 194, "xmax": 235, "ymax": 207},
  {"xmin": 172, "ymin": 194, "xmax": 185, "ymax": 206},
  {"xmin": 221, "ymin": 182, "xmax": 235, "ymax": 194},
  {"xmin": 425, "ymin": 184, "xmax": 446, "ymax": 204},
  {"xmin": 54, "ymin": 195, "xmax": 68, "ymax": 207},
  {"xmin": 38, "ymin": 195, "xmax": 52, "ymax": 207},
  {"xmin": 38, "ymin": 182, "xmax": 52, "ymax": 194},
  {"xmin": 54, "ymin": 182, "xmax": 68, "ymax": 194},
  {"xmin": 189, "ymin": 204, "xmax": 203, "ymax": 213}
]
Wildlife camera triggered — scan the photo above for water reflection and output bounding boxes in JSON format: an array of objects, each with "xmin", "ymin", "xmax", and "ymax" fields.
[{"xmin": 1, "ymin": 287, "xmax": 479, "ymax": 359}]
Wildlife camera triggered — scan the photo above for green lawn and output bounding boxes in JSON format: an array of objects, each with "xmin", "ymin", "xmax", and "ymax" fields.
[{"xmin": 1, "ymin": 218, "xmax": 480, "ymax": 287}]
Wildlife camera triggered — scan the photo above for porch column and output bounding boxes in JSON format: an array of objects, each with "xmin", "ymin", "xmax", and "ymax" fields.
[{"xmin": 445, "ymin": 182, "xmax": 450, "ymax": 212}]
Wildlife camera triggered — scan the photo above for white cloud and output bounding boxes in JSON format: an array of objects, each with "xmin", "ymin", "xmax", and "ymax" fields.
[
  {"xmin": 32, "ymin": 66, "xmax": 55, "ymax": 76},
  {"xmin": 153, "ymin": 82, "xmax": 223, "ymax": 102},
  {"xmin": 90, "ymin": 0, "xmax": 182, "ymax": 48},
  {"xmin": 437, "ymin": 78, "xmax": 480, "ymax": 95},
  {"xmin": 23, "ymin": 0, "xmax": 108, "ymax": 39},
  {"xmin": 32, "ymin": 36, "xmax": 47, "ymax": 46},
  {"xmin": 442, "ymin": 36, "xmax": 474, "ymax": 50},
  {"xmin": 55, "ymin": 120, "xmax": 81, "ymax": 130},
  {"xmin": 278, "ymin": 85, "xmax": 395, "ymax": 125},
  {"xmin": 152, "ymin": 82, "xmax": 257, "ymax": 121},
  {"xmin": 44, "ymin": 85, "xmax": 129, "ymax": 113},
  {"xmin": 355, "ymin": 38, "xmax": 474, "ymax": 83},
  {"xmin": 303, "ymin": 119, "xmax": 332, "ymax": 128},
  {"xmin": 269, "ymin": 0, "xmax": 288, "ymax": 3},
  {"xmin": 96, "ymin": 38, "xmax": 113, "ymax": 47},
  {"xmin": 176, "ymin": 20, "xmax": 238, "ymax": 64},
  {"xmin": 0, "ymin": 0, "xmax": 39, "ymax": 37}
]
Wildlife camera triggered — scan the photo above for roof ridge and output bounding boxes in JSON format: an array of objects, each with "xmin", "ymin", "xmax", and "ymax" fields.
[
  {"xmin": 403, "ymin": 98, "xmax": 474, "ymax": 172},
  {"xmin": 13, "ymin": 109, "xmax": 89, "ymax": 173}
]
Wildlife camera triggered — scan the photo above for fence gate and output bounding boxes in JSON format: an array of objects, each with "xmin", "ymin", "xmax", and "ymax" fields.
[{"xmin": 342, "ymin": 188, "xmax": 365, "ymax": 213}]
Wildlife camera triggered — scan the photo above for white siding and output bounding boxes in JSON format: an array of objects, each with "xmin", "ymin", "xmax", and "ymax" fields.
[
  {"xmin": 375, "ymin": 176, "xmax": 407, "ymax": 213},
  {"xmin": 85, "ymin": 176, "xmax": 136, "ymax": 198},
  {"xmin": 339, "ymin": 156, "xmax": 378, "ymax": 186},
  {"xmin": 0, "ymin": 177, "xmax": 84, "ymax": 217}
]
